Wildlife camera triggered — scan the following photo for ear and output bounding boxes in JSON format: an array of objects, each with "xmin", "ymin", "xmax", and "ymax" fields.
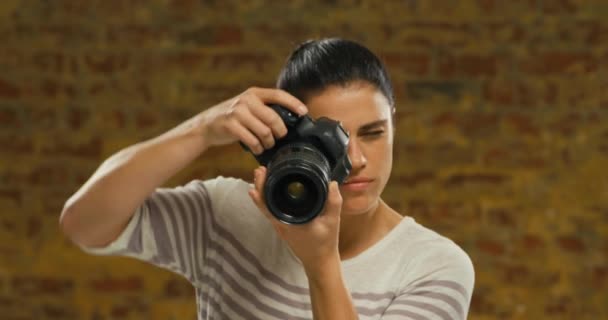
[{"xmin": 391, "ymin": 107, "xmax": 397, "ymax": 132}]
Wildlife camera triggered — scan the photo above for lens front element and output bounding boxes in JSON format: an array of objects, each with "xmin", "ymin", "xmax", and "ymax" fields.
[{"xmin": 286, "ymin": 181, "xmax": 306, "ymax": 200}]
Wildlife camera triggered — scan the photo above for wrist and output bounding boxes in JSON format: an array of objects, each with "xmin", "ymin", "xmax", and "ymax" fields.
[
  {"xmin": 304, "ymin": 253, "xmax": 342, "ymax": 283},
  {"xmin": 186, "ymin": 112, "xmax": 211, "ymax": 151}
]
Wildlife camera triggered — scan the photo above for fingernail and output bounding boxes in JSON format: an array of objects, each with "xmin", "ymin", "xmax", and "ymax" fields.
[{"xmin": 298, "ymin": 105, "xmax": 307, "ymax": 115}]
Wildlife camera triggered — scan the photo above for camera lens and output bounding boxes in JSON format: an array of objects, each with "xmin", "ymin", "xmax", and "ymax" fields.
[
  {"xmin": 286, "ymin": 181, "xmax": 306, "ymax": 200},
  {"xmin": 273, "ymin": 173, "xmax": 319, "ymax": 217},
  {"xmin": 264, "ymin": 142, "xmax": 330, "ymax": 224}
]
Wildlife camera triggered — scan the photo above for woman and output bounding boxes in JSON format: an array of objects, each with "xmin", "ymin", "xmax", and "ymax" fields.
[{"xmin": 60, "ymin": 38, "xmax": 474, "ymax": 319}]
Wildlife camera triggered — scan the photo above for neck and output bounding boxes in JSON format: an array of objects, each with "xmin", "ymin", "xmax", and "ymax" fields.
[{"xmin": 338, "ymin": 199, "xmax": 385, "ymax": 260}]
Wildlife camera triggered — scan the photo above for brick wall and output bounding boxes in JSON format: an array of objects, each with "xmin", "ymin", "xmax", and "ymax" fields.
[{"xmin": 1, "ymin": 0, "xmax": 606, "ymax": 319}]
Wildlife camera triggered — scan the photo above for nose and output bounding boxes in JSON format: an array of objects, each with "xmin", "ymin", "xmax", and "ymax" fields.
[{"xmin": 347, "ymin": 139, "xmax": 367, "ymax": 170}]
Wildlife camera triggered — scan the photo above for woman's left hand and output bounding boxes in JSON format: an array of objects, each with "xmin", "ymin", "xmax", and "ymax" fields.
[{"xmin": 248, "ymin": 166, "xmax": 343, "ymax": 272}]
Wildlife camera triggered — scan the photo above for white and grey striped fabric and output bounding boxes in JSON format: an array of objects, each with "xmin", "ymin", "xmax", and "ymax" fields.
[{"xmin": 82, "ymin": 176, "xmax": 475, "ymax": 319}]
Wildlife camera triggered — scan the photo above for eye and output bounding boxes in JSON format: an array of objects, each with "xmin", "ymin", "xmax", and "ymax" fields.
[{"xmin": 362, "ymin": 130, "xmax": 384, "ymax": 137}]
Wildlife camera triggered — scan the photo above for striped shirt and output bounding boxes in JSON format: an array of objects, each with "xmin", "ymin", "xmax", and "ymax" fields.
[{"xmin": 81, "ymin": 176, "xmax": 475, "ymax": 319}]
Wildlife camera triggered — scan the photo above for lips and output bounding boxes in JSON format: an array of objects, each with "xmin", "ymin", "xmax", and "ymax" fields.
[
  {"xmin": 341, "ymin": 178, "xmax": 374, "ymax": 192},
  {"xmin": 344, "ymin": 177, "xmax": 374, "ymax": 184}
]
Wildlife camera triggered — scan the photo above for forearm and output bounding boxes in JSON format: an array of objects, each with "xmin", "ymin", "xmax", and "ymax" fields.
[
  {"xmin": 306, "ymin": 256, "xmax": 359, "ymax": 320},
  {"xmin": 60, "ymin": 112, "xmax": 210, "ymax": 247}
]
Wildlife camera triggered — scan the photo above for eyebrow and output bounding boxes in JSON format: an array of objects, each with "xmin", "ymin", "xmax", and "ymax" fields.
[{"xmin": 357, "ymin": 119, "xmax": 388, "ymax": 132}]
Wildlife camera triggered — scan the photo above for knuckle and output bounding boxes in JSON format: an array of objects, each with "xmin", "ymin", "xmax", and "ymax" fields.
[
  {"xmin": 232, "ymin": 107, "xmax": 247, "ymax": 119},
  {"xmin": 246, "ymin": 86, "xmax": 259, "ymax": 95},
  {"xmin": 250, "ymin": 139, "xmax": 261, "ymax": 148},
  {"xmin": 274, "ymin": 127, "xmax": 286, "ymax": 138},
  {"xmin": 232, "ymin": 95, "xmax": 243, "ymax": 105},
  {"xmin": 275, "ymin": 88, "xmax": 287, "ymax": 97},
  {"xmin": 225, "ymin": 112, "xmax": 235, "ymax": 122},
  {"xmin": 277, "ymin": 89, "xmax": 296, "ymax": 103},
  {"xmin": 260, "ymin": 128, "xmax": 272, "ymax": 138},
  {"xmin": 335, "ymin": 193, "xmax": 343, "ymax": 203},
  {"xmin": 270, "ymin": 89, "xmax": 281, "ymax": 100},
  {"xmin": 280, "ymin": 125, "xmax": 288, "ymax": 136},
  {"xmin": 226, "ymin": 118, "xmax": 239, "ymax": 131},
  {"xmin": 329, "ymin": 196, "xmax": 339, "ymax": 206},
  {"xmin": 237, "ymin": 92, "xmax": 254, "ymax": 104},
  {"xmin": 252, "ymin": 143, "xmax": 263, "ymax": 153},
  {"xmin": 272, "ymin": 116, "xmax": 286, "ymax": 129},
  {"xmin": 225, "ymin": 106, "xmax": 240, "ymax": 119},
  {"xmin": 223, "ymin": 118, "xmax": 237, "ymax": 131},
  {"xmin": 232, "ymin": 96, "xmax": 248, "ymax": 109},
  {"xmin": 271, "ymin": 111, "xmax": 283, "ymax": 121},
  {"xmin": 335, "ymin": 193, "xmax": 343, "ymax": 202}
]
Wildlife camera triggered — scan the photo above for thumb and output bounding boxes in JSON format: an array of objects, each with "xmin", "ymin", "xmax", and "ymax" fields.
[{"xmin": 325, "ymin": 181, "xmax": 343, "ymax": 218}]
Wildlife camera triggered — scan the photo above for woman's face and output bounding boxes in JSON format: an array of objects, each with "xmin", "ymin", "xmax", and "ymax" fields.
[{"xmin": 305, "ymin": 81, "xmax": 395, "ymax": 216}]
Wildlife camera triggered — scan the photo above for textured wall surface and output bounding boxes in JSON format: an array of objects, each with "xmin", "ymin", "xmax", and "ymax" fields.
[{"xmin": 1, "ymin": 0, "xmax": 607, "ymax": 319}]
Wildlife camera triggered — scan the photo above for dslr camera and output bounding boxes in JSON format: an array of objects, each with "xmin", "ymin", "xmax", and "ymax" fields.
[{"xmin": 242, "ymin": 104, "xmax": 351, "ymax": 224}]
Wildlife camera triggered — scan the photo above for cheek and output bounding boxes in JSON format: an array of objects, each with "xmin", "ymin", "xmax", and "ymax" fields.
[
  {"xmin": 373, "ymin": 142, "xmax": 393, "ymax": 177},
  {"xmin": 367, "ymin": 141, "xmax": 393, "ymax": 163},
  {"xmin": 366, "ymin": 141, "xmax": 393, "ymax": 179}
]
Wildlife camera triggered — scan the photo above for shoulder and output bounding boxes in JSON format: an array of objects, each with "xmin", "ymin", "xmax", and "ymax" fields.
[
  {"xmin": 410, "ymin": 219, "xmax": 472, "ymax": 267},
  {"xmin": 397, "ymin": 218, "xmax": 475, "ymax": 293},
  {"xmin": 201, "ymin": 175, "xmax": 273, "ymax": 228},
  {"xmin": 186, "ymin": 176, "xmax": 249, "ymax": 206},
  {"xmin": 150, "ymin": 176, "xmax": 250, "ymax": 210},
  {"xmin": 200, "ymin": 175, "xmax": 250, "ymax": 195}
]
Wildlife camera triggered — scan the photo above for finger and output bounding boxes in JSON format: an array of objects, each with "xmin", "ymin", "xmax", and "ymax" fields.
[
  {"xmin": 248, "ymin": 100, "xmax": 289, "ymax": 139},
  {"xmin": 225, "ymin": 119, "xmax": 264, "ymax": 155},
  {"xmin": 254, "ymin": 166, "xmax": 267, "ymax": 195},
  {"xmin": 234, "ymin": 107, "xmax": 276, "ymax": 150},
  {"xmin": 249, "ymin": 167, "xmax": 276, "ymax": 221},
  {"xmin": 248, "ymin": 87, "xmax": 307, "ymax": 116},
  {"xmin": 248, "ymin": 188, "xmax": 272, "ymax": 221},
  {"xmin": 249, "ymin": 168, "xmax": 265, "ymax": 206}
]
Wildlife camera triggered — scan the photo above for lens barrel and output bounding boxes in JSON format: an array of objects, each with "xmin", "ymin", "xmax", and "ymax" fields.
[{"xmin": 264, "ymin": 142, "xmax": 330, "ymax": 224}]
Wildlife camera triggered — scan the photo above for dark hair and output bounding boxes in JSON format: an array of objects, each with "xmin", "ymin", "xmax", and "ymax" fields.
[{"xmin": 276, "ymin": 38, "xmax": 395, "ymax": 108}]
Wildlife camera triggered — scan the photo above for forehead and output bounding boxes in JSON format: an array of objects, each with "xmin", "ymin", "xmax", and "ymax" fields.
[{"xmin": 304, "ymin": 82, "xmax": 391, "ymax": 129}]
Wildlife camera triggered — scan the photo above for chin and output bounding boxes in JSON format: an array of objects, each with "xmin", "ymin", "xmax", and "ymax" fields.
[{"xmin": 340, "ymin": 194, "xmax": 378, "ymax": 216}]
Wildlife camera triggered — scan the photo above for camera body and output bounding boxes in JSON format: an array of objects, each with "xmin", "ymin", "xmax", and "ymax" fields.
[{"xmin": 242, "ymin": 104, "xmax": 351, "ymax": 224}]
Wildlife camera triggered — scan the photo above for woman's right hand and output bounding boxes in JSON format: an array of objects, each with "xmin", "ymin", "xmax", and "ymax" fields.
[{"xmin": 199, "ymin": 87, "xmax": 308, "ymax": 155}]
